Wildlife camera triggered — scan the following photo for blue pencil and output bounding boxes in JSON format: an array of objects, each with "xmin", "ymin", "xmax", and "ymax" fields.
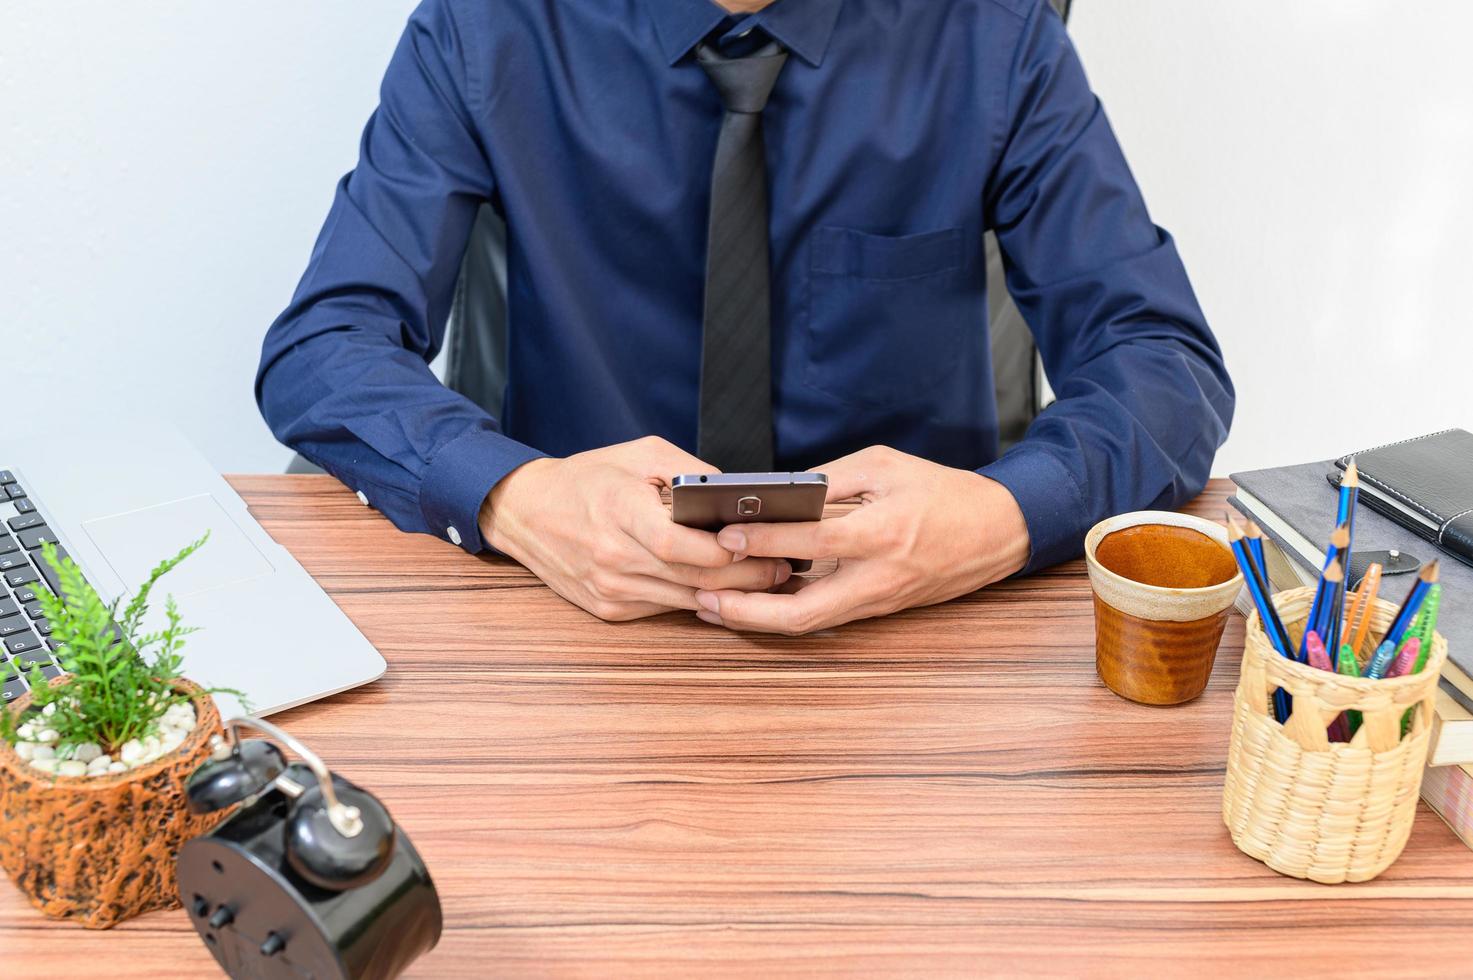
[
  {"xmin": 1311, "ymin": 557, "xmax": 1344, "ymax": 652},
  {"xmin": 1384, "ymin": 561, "xmax": 1439, "ymax": 651},
  {"xmin": 1301, "ymin": 523, "xmax": 1349, "ymax": 663},
  {"xmin": 1327, "ymin": 461, "xmax": 1359, "ymax": 662},
  {"xmin": 1244, "ymin": 520, "xmax": 1268, "ymax": 583},
  {"xmin": 1228, "ymin": 516, "xmax": 1293, "ymax": 722}
]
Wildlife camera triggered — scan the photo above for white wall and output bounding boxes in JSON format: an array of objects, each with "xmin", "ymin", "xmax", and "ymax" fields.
[
  {"xmin": 1, "ymin": 2, "xmax": 417, "ymax": 473},
  {"xmin": 3, "ymin": 1, "xmax": 1469, "ymax": 477},
  {"xmin": 1071, "ymin": 0, "xmax": 1473, "ymax": 472}
]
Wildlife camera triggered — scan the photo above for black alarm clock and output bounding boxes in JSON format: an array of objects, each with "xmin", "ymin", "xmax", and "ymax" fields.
[{"xmin": 177, "ymin": 716, "xmax": 442, "ymax": 979}]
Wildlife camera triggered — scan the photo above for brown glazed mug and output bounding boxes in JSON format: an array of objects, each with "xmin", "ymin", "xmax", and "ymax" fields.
[{"xmin": 1085, "ymin": 511, "xmax": 1243, "ymax": 705}]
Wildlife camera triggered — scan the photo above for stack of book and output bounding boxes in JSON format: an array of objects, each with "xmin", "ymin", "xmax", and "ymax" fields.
[{"xmin": 1230, "ymin": 429, "xmax": 1473, "ymax": 847}]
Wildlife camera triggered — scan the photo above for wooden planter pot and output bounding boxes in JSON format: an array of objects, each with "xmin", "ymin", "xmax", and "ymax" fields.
[{"xmin": 0, "ymin": 678, "xmax": 226, "ymax": 928}]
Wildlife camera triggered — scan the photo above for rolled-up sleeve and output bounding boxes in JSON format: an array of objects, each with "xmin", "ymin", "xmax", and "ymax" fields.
[
  {"xmin": 255, "ymin": 0, "xmax": 544, "ymax": 554},
  {"xmin": 980, "ymin": 1, "xmax": 1235, "ymax": 572}
]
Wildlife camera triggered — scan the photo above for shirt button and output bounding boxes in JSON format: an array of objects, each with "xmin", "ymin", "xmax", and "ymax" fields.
[
  {"xmin": 447, "ymin": 526, "xmax": 463, "ymax": 546},
  {"xmin": 356, "ymin": 491, "xmax": 369, "ymax": 506}
]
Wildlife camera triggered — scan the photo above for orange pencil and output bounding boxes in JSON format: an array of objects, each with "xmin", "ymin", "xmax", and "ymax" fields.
[{"xmin": 1345, "ymin": 562, "xmax": 1382, "ymax": 659}]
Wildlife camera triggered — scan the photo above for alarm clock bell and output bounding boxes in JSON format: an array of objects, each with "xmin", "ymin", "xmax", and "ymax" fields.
[{"xmin": 176, "ymin": 717, "xmax": 442, "ymax": 979}]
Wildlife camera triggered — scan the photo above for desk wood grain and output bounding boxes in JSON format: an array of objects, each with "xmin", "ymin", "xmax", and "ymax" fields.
[{"xmin": 6, "ymin": 478, "xmax": 1473, "ymax": 977}]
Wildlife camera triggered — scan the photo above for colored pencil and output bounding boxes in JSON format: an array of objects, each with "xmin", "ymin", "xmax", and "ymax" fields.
[
  {"xmin": 1345, "ymin": 562, "xmax": 1382, "ymax": 660},
  {"xmin": 1300, "ymin": 631, "xmax": 1349, "ymax": 741},
  {"xmin": 1302, "ymin": 525, "xmax": 1349, "ymax": 661},
  {"xmin": 1303, "ymin": 629, "xmax": 1347, "ymax": 739},
  {"xmin": 1385, "ymin": 561, "xmax": 1439, "ymax": 651},
  {"xmin": 1408, "ymin": 584, "xmax": 1442, "ymax": 675},
  {"xmin": 1387, "ymin": 636, "xmax": 1422, "ymax": 678},
  {"xmin": 1335, "ymin": 461, "xmax": 1359, "ymax": 568},
  {"xmin": 1328, "ymin": 461, "xmax": 1359, "ymax": 661},
  {"xmin": 1243, "ymin": 519, "xmax": 1268, "ymax": 584},
  {"xmin": 1227, "ymin": 515, "xmax": 1292, "ymax": 722},
  {"xmin": 1336, "ymin": 642, "xmax": 1362, "ymax": 737},
  {"xmin": 1366, "ymin": 637, "xmax": 1398, "ymax": 679},
  {"xmin": 1304, "ymin": 630, "xmax": 1333, "ymax": 672},
  {"xmin": 1301, "ymin": 553, "xmax": 1344, "ymax": 663},
  {"xmin": 1226, "ymin": 515, "xmax": 1293, "ymax": 654},
  {"xmin": 1337, "ymin": 458, "xmax": 1360, "ymax": 527}
]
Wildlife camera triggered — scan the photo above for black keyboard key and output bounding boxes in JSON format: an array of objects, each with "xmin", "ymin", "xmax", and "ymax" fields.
[
  {"xmin": 5, "ymin": 484, "xmax": 24, "ymax": 500},
  {"xmin": 13, "ymin": 584, "xmax": 40, "ymax": 605},
  {"xmin": 0, "ymin": 598, "xmax": 16, "ymax": 619},
  {"xmin": 0, "ymin": 615, "xmax": 30, "ymax": 638},
  {"xmin": 38, "ymin": 662, "xmax": 62, "ymax": 680},
  {"xmin": 0, "ymin": 535, "xmax": 16, "ymax": 555},
  {"xmin": 12, "ymin": 498, "xmax": 34, "ymax": 514},
  {"xmin": 46, "ymin": 638, "xmax": 64, "ymax": 652},
  {"xmin": 2, "ymin": 672, "xmax": 26, "ymax": 703},
  {"xmin": 32, "ymin": 551, "xmax": 65, "ymax": 596},
  {"xmin": 0, "ymin": 551, "xmax": 31, "ymax": 572},
  {"xmin": 24, "ymin": 601, "xmax": 43, "ymax": 619},
  {"xmin": 0, "ymin": 471, "xmax": 14, "ymax": 485},
  {"xmin": 18, "ymin": 526, "xmax": 57, "ymax": 551},
  {"xmin": 4, "ymin": 564, "xmax": 39, "ymax": 589},
  {"xmin": 12, "ymin": 649, "xmax": 51, "ymax": 671},
  {"xmin": 34, "ymin": 619, "xmax": 50, "ymax": 636},
  {"xmin": 5, "ymin": 631, "xmax": 44, "ymax": 656},
  {"xmin": 7, "ymin": 513, "xmax": 44, "ymax": 533}
]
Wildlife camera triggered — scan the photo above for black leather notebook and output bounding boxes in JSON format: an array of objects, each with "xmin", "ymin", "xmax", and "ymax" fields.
[{"xmin": 1332, "ymin": 428, "xmax": 1473, "ymax": 570}]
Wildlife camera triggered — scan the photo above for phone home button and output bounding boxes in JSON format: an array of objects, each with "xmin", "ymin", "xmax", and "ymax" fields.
[{"xmin": 736, "ymin": 496, "xmax": 762, "ymax": 517}]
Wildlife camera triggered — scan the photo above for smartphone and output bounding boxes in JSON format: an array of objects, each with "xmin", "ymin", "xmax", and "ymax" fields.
[{"xmin": 670, "ymin": 472, "xmax": 828, "ymax": 573}]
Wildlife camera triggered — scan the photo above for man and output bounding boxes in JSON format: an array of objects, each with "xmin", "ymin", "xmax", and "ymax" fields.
[{"xmin": 257, "ymin": 0, "xmax": 1234, "ymax": 635}]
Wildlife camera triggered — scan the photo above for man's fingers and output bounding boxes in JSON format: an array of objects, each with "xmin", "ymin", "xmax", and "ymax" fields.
[
  {"xmin": 812, "ymin": 447, "xmax": 894, "ymax": 502},
  {"xmin": 587, "ymin": 596, "xmax": 685, "ymax": 620},
  {"xmin": 694, "ymin": 570, "xmax": 858, "ymax": 635},
  {"xmin": 622, "ymin": 489, "xmax": 738, "ymax": 568},
  {"xmin": 617, "ymin": 575, "xmax": 700, "ymax": 612},
  {"xmin": 715, "ymin": 511, "xmax": 875, "ymax": 560},
  {"xmin": 665, "ymin": 558, "xmax": 792, "ymax": 592},
  {"xmin": 635, "ymin": 436, "xmax": 719, "ymax": 486}
]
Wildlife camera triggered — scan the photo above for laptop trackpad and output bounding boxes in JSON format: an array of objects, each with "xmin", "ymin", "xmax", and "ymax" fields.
[{"xmin": 83, "ymin": 494, "xmax": 274, "ymax": 597}]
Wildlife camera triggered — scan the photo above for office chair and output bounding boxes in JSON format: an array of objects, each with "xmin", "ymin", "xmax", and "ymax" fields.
[{"xmin": 290, "ymin": 2, "xmax": 1071, "ymax": 475}]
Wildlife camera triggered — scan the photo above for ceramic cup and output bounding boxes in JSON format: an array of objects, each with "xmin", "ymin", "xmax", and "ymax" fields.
[{"xmin": 1084, "ymin": 511, "xmax": 1243, "ymax": 706}]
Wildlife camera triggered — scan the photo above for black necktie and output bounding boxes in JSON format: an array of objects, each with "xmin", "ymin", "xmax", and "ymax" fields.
[{"xmin": 695, "ymin": 38, "xmax": 788, "ymax": 473}]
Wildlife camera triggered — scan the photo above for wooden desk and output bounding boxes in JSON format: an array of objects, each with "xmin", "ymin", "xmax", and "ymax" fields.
[{"xmin": 6, "ymin": 477, "xmax": 1473, "ymax": 976}]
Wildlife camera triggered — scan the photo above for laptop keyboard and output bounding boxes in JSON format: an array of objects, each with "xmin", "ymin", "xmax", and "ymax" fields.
[{"xmin": 0, "ymin": 469, "xmax": 72, "ymax": 704}]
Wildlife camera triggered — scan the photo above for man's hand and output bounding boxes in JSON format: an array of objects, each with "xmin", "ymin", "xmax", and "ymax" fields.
[
  {"xmin": 479, "ymin": 436, "xmax": 791, "ymax": 621},
  {"xmin": 694, "ymin": 446, "xmax": 1031, "ymax": 635}
]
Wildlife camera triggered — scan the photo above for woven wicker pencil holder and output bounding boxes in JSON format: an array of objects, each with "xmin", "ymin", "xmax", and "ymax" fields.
[{"xmin": 1222, "ymin": 586, "xmax": 1447, "ymax": 884}]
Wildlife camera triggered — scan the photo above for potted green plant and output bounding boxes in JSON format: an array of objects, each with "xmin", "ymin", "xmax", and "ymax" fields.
[{"xmin": 0, "ymin": 535, "xmax": 243, "ymax": 929}]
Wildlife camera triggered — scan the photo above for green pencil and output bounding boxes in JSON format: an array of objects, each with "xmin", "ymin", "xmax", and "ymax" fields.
[
  {"xmin": 1337, "ymin": 642, "xmax": 1362, "ymax": 737},
  {"xmin": 1409, "ymin": 584, "xmax": 1442, "ymax": 674}
]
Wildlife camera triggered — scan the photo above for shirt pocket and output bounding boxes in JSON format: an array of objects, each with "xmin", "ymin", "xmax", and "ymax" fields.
[{"xmin": 804, "ymin": 226, "xmax": 970, "ymax": 408}]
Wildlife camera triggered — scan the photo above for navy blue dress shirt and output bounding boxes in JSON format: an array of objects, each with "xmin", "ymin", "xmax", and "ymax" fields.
[{"xmin": 257, "ymin": 0, "xmax": 1234, "ymax": 572}]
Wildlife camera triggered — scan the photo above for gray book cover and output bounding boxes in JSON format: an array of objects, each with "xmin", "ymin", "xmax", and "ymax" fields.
[{"xmin": 1230, "ymin": 459, "xmax": 1471, "ymax": 712}]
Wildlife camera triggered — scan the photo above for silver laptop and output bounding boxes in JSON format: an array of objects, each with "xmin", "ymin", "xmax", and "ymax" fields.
[{"xmin": 0, "ymin": 421, "xmax": 385, "ymax": 719}]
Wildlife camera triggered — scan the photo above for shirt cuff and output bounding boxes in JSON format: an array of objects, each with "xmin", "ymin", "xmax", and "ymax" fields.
[
  {"xmin": 978, "ymin": 444, "xmax": 1088, "ymax": 574},
  {"xmin": 417, "ymin": 427, "xmax": 547, "ymax": 554}
]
